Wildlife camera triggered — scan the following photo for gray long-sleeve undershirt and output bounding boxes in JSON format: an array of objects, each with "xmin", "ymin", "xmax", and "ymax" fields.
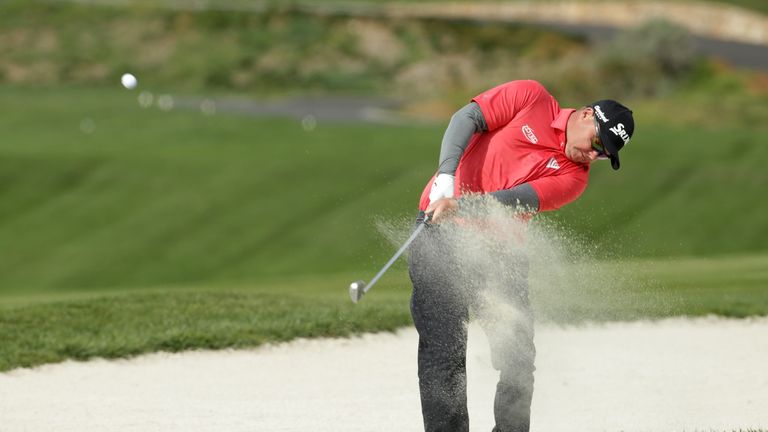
[
  {"xmin": 438, "ymin": 102, "xmax": 488, "ymax": 175},
  {"xmin": 437, "ymin": 102, "xmax": 540, "ymax": 212}
]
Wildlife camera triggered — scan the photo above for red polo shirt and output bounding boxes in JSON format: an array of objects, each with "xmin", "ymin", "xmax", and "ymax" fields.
[{"xmin": 418, "ymin": 80, "xmax": 589, "ymax": 212}]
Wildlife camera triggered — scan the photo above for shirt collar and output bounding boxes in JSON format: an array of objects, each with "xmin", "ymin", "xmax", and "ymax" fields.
[{"xmin": 551, "ymin": 108, "xmax": 574, "ymax": 149}]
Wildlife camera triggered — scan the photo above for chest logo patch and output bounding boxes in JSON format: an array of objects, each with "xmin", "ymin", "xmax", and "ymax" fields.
[
  {"xmin": 522, "ymin": 124, "xmax": 538, "ymax": 144},
  {"xmin": 546, "ymin": 157, "xmax": 560, "ymax": 170}
]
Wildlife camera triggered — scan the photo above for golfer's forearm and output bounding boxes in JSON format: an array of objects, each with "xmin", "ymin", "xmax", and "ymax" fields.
[
  {"xmin": 437, "ymin": 102, "xmax": 487, "ymax": 175},
  {"xmin": 488, "ymin": 183, "xmax": 540, "ymax": 212}
]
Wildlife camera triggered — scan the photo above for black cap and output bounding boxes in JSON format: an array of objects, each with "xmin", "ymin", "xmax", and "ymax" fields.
[{"xmin": 590, "ymin": 100, "xmax": 634, "ymax": 170}]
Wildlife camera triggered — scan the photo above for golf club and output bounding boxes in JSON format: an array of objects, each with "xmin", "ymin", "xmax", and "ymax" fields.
[{"xmin": 349, "ymin": 215, "xmax": 430, "ymax": 303}]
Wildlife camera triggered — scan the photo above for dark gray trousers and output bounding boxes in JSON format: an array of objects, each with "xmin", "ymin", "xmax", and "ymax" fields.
[{"xmin": 408, "ymin": 221, "xmax": 535, "ymax": 432}]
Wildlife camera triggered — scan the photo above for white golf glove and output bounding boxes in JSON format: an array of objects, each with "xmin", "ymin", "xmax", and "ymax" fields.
[{"xmin": 428, "ymin": 173, "xmax": 455, "ymax": 205}]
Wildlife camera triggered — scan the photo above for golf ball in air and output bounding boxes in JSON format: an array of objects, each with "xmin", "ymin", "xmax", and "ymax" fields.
[{"xmin": 121, "ymin": 73, "xmax": 137, "ymax": 89}]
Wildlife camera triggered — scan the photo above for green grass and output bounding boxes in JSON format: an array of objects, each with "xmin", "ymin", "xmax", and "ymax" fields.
[
  {"xmin": 552, "ymin": 129, "xmax": 768, "ymax": 257},
  {"xmin": 0, "ymin": 85, "xmax": 437, "ymax": 292},
  {"xmin": 1, "ymin": 253, "xmax": 766, "ymax": 371},
  {"xmin": 0, "ymin": 274, "xmax": 413, "ymax": 371},
  {"xmin": 531, "ymin": 253, "xmax": 768, "ymax": 323},
  {"xmin": 0, "ymin": 85, "xmax": 767, "ymax": 371},
  {"xmin": 0, "ymin": 85, "xmax": 767, "ymax": 295}
]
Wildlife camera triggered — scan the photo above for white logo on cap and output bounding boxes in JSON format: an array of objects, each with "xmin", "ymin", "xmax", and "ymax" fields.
[
  {"xmin": 610, "ymin": 123, "xmax": 630, "ymax": 145},
  {"xmin": 595, "ymin": 105, "xmax": 609, "ymax": 123},
  {"xmin": 522, "ymin": 124, "xmax": 538, "ymax": 144}
]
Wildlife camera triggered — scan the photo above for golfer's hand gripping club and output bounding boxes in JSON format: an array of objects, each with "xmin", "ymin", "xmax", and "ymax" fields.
[{"xmin": 348, "ymin": 213, "xmax": 431, "ymax": 304}]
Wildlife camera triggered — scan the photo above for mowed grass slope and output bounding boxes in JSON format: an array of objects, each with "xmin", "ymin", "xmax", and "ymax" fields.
[
  {"xmin": 0, "ymin": 275, "xmax": 414, "ymax": 371},
  {"xmin": 551, "ymin": 123, "xmax": 768, "ymax": 258},
  {"xmin": 2, "ymin": 86, "xmax": 768, "ymax": 292},
  {"xmin": 0, "ymin": 86, "xmax": 767, "ymax": 370},
  {"xmin": 0, "ymin": 86, "xmax": 436, "ymax": 293}
]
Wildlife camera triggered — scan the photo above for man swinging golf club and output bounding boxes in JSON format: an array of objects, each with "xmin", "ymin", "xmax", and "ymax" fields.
[{"xmin": 409, "ymin": 80, "xmax": 635, "ymax": 432}]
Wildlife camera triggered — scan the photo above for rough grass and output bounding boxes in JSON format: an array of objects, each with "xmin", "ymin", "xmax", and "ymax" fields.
[
  {"xmin": 0, "ymin": 281, "xmax": 412, "ymax": 372},
  {"xmin": 2, "ymin": 253, "xmax": 766, "ymax": 372}
]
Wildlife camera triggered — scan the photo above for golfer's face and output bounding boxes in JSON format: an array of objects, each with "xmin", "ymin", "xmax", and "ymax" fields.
[{"xmin": 565, "ymin": 109, "xmax": 604, "ymax": 165}]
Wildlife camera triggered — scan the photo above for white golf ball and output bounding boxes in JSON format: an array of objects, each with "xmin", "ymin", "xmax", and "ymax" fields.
[{"xmin": 121, "ymin": 73, "xmax": 137, "ymax": 89}]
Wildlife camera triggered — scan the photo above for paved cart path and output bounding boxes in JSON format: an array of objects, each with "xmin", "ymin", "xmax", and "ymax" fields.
[{"xmin": 1, "ymin": 317, "xmax": 767, "ymax": 431}]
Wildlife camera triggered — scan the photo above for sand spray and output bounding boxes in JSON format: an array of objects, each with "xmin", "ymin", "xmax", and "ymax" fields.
[{"xmin": 375, "ymin": 195, "xmax": 632, "ymax": 324}]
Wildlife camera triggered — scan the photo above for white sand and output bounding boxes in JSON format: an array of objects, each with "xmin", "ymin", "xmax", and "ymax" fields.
[{"xmin": 1, "ymin": 317, "xmax": 767, "ymax": 432}]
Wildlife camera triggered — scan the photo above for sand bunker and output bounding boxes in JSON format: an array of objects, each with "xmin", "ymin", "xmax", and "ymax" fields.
[{"xmin": 1, "ymin": 317, "xmax": 767, "ymax": 431}]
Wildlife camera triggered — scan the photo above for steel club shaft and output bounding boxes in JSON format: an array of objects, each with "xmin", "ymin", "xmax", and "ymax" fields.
[{"xmin": 348, "ymin": 219, "xmax": 428, "ymax": 303}]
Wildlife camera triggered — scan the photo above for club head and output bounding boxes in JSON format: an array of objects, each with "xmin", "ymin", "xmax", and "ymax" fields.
[{"xmin": 349, "ymin": 280, "xmax": 366, "ymax": 304}]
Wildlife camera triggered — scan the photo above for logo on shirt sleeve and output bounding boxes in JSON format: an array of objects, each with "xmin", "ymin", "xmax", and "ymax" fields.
[
  {"xmin": 522, "ymin": 124, "xmax": 538, "ymax": 144},
  {"xmin": 546, "ymin": 157, "xmax": 560, "ymax": 170}
]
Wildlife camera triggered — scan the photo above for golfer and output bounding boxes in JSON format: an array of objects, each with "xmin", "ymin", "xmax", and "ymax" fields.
[{"xmin": 409, "ymin": 79, "xmax": 635, "ymax": 432}]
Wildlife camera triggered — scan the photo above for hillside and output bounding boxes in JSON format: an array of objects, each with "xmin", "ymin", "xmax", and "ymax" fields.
[
  {"xmin": 1, "ymin": 0, "xmax": 767, "ymax": 291},
  {"xmin": 1, "ymin": 86, "xmax": 766, "ymax": 294},
  {"xmin": 0, "ymin": 2, "xmax": 585, "ymax": 98}
]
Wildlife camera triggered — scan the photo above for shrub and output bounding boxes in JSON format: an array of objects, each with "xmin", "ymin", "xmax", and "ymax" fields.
[{"xmin": 595, "ymin": 19, "xmax": 697, "ymax": 98}]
